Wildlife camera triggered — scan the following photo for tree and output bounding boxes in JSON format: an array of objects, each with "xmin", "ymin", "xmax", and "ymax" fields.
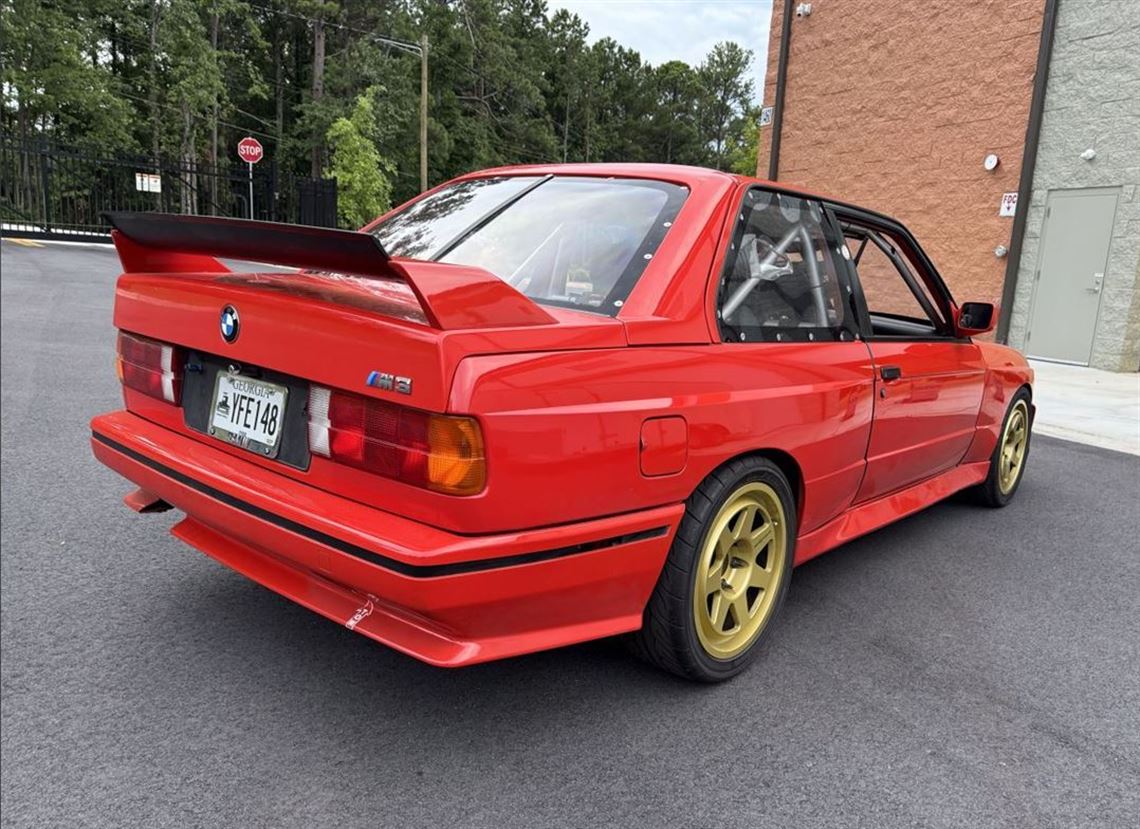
[
  {"xmin": 325, "ymin": 89, "xmax": 395, "ymax": 228},
  {"xmin": 727, "ymin": 106, "xmax": 762, "ymax": 176},
  {"xmin": 697, "ymin": 41, "xmax": 755, "ymax": 169},
  {"xmin": 3, "ymin": 1, "xmax": 764, "ymax": 218},
  {"xmin": 544, "ymin": 9, "xmax": 588, "ymax": 162},
  {"xmin": 0, "ymin": 0, "xmax": 134, "ymax": 149},
  {"xmin": 651, "ymin": 60, "xmax": 702, "ymax": 164},
  {"xmin": 157, "ymin": 0, "xmax": 225, "ymax": 212}
]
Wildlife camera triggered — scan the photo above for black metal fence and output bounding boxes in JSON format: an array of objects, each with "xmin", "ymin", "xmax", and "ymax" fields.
[{"xmin": 0, "ymin": 133, "xmax": 337, "ymax": 241}]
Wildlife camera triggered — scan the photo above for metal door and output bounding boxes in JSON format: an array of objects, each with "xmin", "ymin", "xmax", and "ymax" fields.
[{"xmin": 1026, "ymin": 188, "xmax": 1119, "ymax": 364}]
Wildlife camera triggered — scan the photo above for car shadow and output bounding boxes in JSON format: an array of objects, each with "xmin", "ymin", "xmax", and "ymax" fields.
[{"xmin": 129, "ymin": 473, "xmax": 1041, "ymax": 746}]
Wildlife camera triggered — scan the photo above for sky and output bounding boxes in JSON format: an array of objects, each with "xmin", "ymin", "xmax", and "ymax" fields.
[{"xmin": 548, "ymin": 0, "xmax": 774, "ymax": 101}]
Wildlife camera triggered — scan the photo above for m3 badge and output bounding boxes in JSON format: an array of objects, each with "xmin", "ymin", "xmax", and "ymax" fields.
[{"xmin": 366, "ymin": 370, "xmax": 413, "ymax": 395}]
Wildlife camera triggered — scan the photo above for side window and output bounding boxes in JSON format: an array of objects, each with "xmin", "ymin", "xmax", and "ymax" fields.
[
  {"xmin": 716, "ymin": 190, "xmax": 849, "ymax": 342},
  {"xmin": 842, "ymin": 223, "xmax": 948, "ymax": 336}
]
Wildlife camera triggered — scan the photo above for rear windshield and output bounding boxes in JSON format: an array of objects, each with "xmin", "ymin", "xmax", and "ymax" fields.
[{"xmin": 371, "ymin": 176, "xmax": 687, "ymax": 315}]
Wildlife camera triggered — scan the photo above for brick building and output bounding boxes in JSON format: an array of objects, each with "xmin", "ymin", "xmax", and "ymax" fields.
[{"xmin": 757, "ymin": 0, "xmax": 1140, "ymax": 371}]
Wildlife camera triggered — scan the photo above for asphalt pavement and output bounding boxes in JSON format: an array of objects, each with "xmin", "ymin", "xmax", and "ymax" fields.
[{"xmin": 2, "ymin": 239, "xmax": 1139, "ymax": 828}]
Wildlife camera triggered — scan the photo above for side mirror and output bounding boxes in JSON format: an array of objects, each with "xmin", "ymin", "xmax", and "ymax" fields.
[{"xmin": 955, "ymin": 301, "xmax": 997, "ymax": 336}]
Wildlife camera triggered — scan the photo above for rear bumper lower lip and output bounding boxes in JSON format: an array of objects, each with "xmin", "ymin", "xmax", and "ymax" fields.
[
  {"xmin": 89, "ymin": 411, "xmax": 681, "ymax": 665},
  {"xmin": 91, "ymin": 432, "xmax": 668, "ymax": 578}
]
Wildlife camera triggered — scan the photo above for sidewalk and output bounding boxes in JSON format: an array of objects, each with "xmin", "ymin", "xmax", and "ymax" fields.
[{"xmin": 1029, "ymin": 359, "xmax": 1140, "ymax": 456}]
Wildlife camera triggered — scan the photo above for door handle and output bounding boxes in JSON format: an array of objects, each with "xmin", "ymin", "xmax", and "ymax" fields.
[
  {"xmin": 1086, "ymin": 272, "xmax": 1104, "ymax": 294},
  {"xmin": 880, "ymin": 365, "xmax": 902, "ymax": 381}
]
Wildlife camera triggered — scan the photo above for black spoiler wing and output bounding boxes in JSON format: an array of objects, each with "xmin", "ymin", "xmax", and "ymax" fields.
[
  {"xmin": 104, "ymin": 212, "xmax": 396, "ymax": 277},
  {"xmin": 103, "ymin": 212, "xmax": 556, "ymax": 329}
]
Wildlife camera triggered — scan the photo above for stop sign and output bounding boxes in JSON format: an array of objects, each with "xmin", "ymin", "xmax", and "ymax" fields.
[{"xmin": 237, "ymin": 137, "xmax": 264, "ymax": 164}]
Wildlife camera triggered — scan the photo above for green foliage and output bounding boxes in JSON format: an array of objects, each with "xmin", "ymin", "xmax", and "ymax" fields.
[
  {"xmin": 4, "ymin": 0, "xmax": 763, "ymax": 220},
  {"xmin": 1, "ymin": 0, "xmax": 135, "ymax": 150},
  {"xmin": 325, "ymin": 90, "xmax": 395, "ymax": 228},
  {"xmin": 697, "ymin": 42, "xmax": 755, "ymax": 169},
  {"xmin": 728, "ymin": 107, "xmax": 762, "ymax": 176}
]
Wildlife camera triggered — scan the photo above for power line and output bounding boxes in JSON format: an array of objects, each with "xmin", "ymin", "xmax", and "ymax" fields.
[
  {"xmin": 37, "ymin": 7, "xmax": 281, "ymax": 139},
  {"xmin": 241, "ymin": 0, "xmax": 422, "ymax": 55},
  {"xmin": 41, "ymin": 1, "xmax": 573, "ymax": 168},
  {"xmin": 240, "ymin": 0, "xmax": 485, "ymax": 84},
  {"xmin": 114, "ymin": 90, "xmax": 277, "ymax": 141}
]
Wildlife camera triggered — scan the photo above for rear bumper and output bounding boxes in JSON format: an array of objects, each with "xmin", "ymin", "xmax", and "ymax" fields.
[{"xmin": 91, "ymin": 411, "xmax": 681, "ymax": 666}]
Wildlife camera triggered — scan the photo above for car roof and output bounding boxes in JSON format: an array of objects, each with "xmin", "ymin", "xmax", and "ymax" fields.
[
  {"xmin": 461, "ymin": 162, "xmax": 738, "ymax": 189},
  {"xmin": 456, "ymin": 162, "xmax": 893, "ymax": 220}
]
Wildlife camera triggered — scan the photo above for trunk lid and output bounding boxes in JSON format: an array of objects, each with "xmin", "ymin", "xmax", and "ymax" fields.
[
  {"xmin": 114, "ymin": 269, "xmax": 624, "ymax": 414},
  {"xmin": 108, "ymin": 212, "xmax": 626, "ymax": 413}
]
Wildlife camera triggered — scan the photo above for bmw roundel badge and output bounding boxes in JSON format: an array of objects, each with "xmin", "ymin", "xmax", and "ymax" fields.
[{"xmin": 220, "ymin": 305, "xmax": 240, "ymax": 343}]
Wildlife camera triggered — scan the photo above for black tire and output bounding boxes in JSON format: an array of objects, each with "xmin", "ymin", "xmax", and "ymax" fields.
[
  {"xmin": 970, "ymin": 387, "xmax": 1033, "ymax": 508},
  {"xmin": 627, "ymin": 456, "xmax": 796, "ymax": 682}
]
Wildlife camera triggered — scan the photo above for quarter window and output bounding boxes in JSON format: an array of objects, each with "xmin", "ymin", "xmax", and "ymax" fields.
[{"xmin": 717, "ymin": 190, "xmax": 848, "ymax": 342}]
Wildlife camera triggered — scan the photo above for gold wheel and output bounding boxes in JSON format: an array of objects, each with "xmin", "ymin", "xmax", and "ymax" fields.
[
  {"xmin": 998, "ymin": 399, "xmax": 1030, "ymax": 495},
  {"xmin": 692, "ymin": 482, "xmax": 788, "ymax": 660}
]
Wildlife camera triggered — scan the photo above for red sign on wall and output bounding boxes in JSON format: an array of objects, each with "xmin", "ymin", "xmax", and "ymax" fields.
[{"xmin": 237, "ymin": 137, "xmax": 264, "ymax": 164}]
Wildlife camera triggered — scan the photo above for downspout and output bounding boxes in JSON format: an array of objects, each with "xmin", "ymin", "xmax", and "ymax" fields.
[
  {"xmin": 996, "ymin": 0, "xmax": 1059, "ymax": 343},
  {"xmin": 767, "ymin": 0, "xmax": 796, "ymax": 181}
]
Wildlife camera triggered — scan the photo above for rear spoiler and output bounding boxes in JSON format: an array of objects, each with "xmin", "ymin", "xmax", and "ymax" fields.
[{"xmin": 104, "ymin": 212, "xmax": 556, "ymax": 330}]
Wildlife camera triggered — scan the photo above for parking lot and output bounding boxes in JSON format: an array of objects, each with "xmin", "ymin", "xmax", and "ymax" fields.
[{"xmin": 2, "ymin": 240, "xmax": 1138, "ymax": 827}]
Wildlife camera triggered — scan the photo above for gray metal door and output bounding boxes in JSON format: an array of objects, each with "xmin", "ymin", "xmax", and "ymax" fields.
[{"xmin": 1026, "ymin": 188, "xmax": 1119, "ymax": 364}]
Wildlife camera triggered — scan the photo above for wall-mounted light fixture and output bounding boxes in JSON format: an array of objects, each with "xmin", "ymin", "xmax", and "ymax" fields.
[
  {"xmin": 994, "ymin": 244, "xmax": 1009, "ymax": 258},
  {"xmin": 1080, "ymin": 148, "xmax": 1097, "ymax": 161},
  {"xmin": 984, "ymin": 153, "xmax": 1000, "ymax": 171},
  {"xmin": 795, "ymin": 3, "xmax": 813, "ymax": 17}
]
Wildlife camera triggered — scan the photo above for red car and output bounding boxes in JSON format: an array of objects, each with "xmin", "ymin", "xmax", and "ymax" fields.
[{"xmin": 91, "ymin": 164, "xmax": 1034, "ymax": 681}]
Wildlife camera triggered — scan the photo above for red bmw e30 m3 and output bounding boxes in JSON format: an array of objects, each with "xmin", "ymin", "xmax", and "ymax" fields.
[{"xmin": 91, "ymin": 164, "xmax": 1033, "ymax": 681}]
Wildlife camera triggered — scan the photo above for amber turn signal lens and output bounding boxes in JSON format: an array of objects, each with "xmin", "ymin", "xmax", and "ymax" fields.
[
  {"xmin": 308, "ymin": 386, "xmax": 487, "ymax": 496},
  {"xmin": 426, "ymin": 415, "xmax": 486, "ymax": 496}
]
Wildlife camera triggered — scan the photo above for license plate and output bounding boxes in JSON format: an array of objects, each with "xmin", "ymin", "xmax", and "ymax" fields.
[{"xmin": 208, "ymin": 372, "xmax": 289, "ymax": 458}]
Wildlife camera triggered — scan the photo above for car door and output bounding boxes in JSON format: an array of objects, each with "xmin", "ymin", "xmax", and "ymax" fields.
[
  {"xmin": 834, "ymin": 208, "xmax": 986, "ymax": 502},
  {"xmin": 712, "ymin": 188, "xmax": 875, "ymax": 534}
]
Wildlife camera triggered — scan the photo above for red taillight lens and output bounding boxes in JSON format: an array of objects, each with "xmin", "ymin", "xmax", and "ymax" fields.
[
  {"xmin": 116, "ymin": 331, "xmax": 183, "ymax": 404},
  {"xmin": 308, "ymin": 387, "xmax": 486, "ymax": 496}
]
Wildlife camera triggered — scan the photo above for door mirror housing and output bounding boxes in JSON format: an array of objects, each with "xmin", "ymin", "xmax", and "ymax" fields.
[{"xmin": 955, "ymin": 301, "xmax": 997, "ymax": 336}]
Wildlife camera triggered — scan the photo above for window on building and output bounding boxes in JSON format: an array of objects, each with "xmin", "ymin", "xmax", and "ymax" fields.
[{"xmin": 716, "ymin": 190, "xmax": 847, "ymax": 342}]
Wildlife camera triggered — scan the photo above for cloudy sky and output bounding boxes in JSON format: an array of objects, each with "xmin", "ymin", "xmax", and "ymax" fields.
[{"xmin": 549, "ymin": 0, "xmax": 774, "ymax": 100}]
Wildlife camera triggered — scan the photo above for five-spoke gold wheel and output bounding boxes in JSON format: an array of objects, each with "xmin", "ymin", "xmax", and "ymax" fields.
[
  {"xmin": 998, "ymin": 399, "xmax": 1029, "ymax": 495},
  {"xmin": 692, "ymin": 482, "xmax": 788, "ymax": 660}
]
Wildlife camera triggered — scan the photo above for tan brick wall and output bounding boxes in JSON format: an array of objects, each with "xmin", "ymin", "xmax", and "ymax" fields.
[{"xmin": 757, "ymin": 0, "xmax": 1046, "ymax": 315}]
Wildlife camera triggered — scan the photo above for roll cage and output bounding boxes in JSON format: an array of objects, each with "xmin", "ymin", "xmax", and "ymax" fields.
[{"xmin": 713, "ymin": 182, "xmax": 962, "ymax": 344}]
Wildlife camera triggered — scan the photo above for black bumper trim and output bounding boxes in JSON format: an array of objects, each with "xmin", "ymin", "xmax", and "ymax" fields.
[{"xmin": 92, "ymin": 432, "xmax": 670, "ymax": 579}]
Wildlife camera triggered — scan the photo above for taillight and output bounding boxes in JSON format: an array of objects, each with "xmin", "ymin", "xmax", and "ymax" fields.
[
  {"xmin": 308, "ymin": 387, "xmax": 486, "ymax": 496},
  {"xmin": 116, "ymin": 331, "xmax": 183, "ymax": 404}
]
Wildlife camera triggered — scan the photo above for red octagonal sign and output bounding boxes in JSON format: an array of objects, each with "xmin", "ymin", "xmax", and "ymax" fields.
[{"xmin": 237, "ymin": 136, "xmax": 264, "ymax": 164}]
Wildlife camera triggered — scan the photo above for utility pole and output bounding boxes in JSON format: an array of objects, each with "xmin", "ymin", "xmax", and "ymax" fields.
[
  {"xmin": 311, "ymin": 16, "xmax": 326, "ymax": 178},
  {"xmin": 370, "ymin": 33, "xmax": 429, "ymax": 192},
  {"xmin": 209, "ymin": 4, "xmax": 219, "ymax": 214},
  {"xmin": 420, "ymin": 34, "xmax": 429, "ymax": 192},
  {"xmin": 563, "ymin": 90, "xmax": 570, "ymax": 163}
]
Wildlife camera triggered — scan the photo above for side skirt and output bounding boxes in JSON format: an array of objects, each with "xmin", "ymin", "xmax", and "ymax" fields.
[{"xmin": 794, "ymin": 461, "xmax": 990, "ymax": 565}]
